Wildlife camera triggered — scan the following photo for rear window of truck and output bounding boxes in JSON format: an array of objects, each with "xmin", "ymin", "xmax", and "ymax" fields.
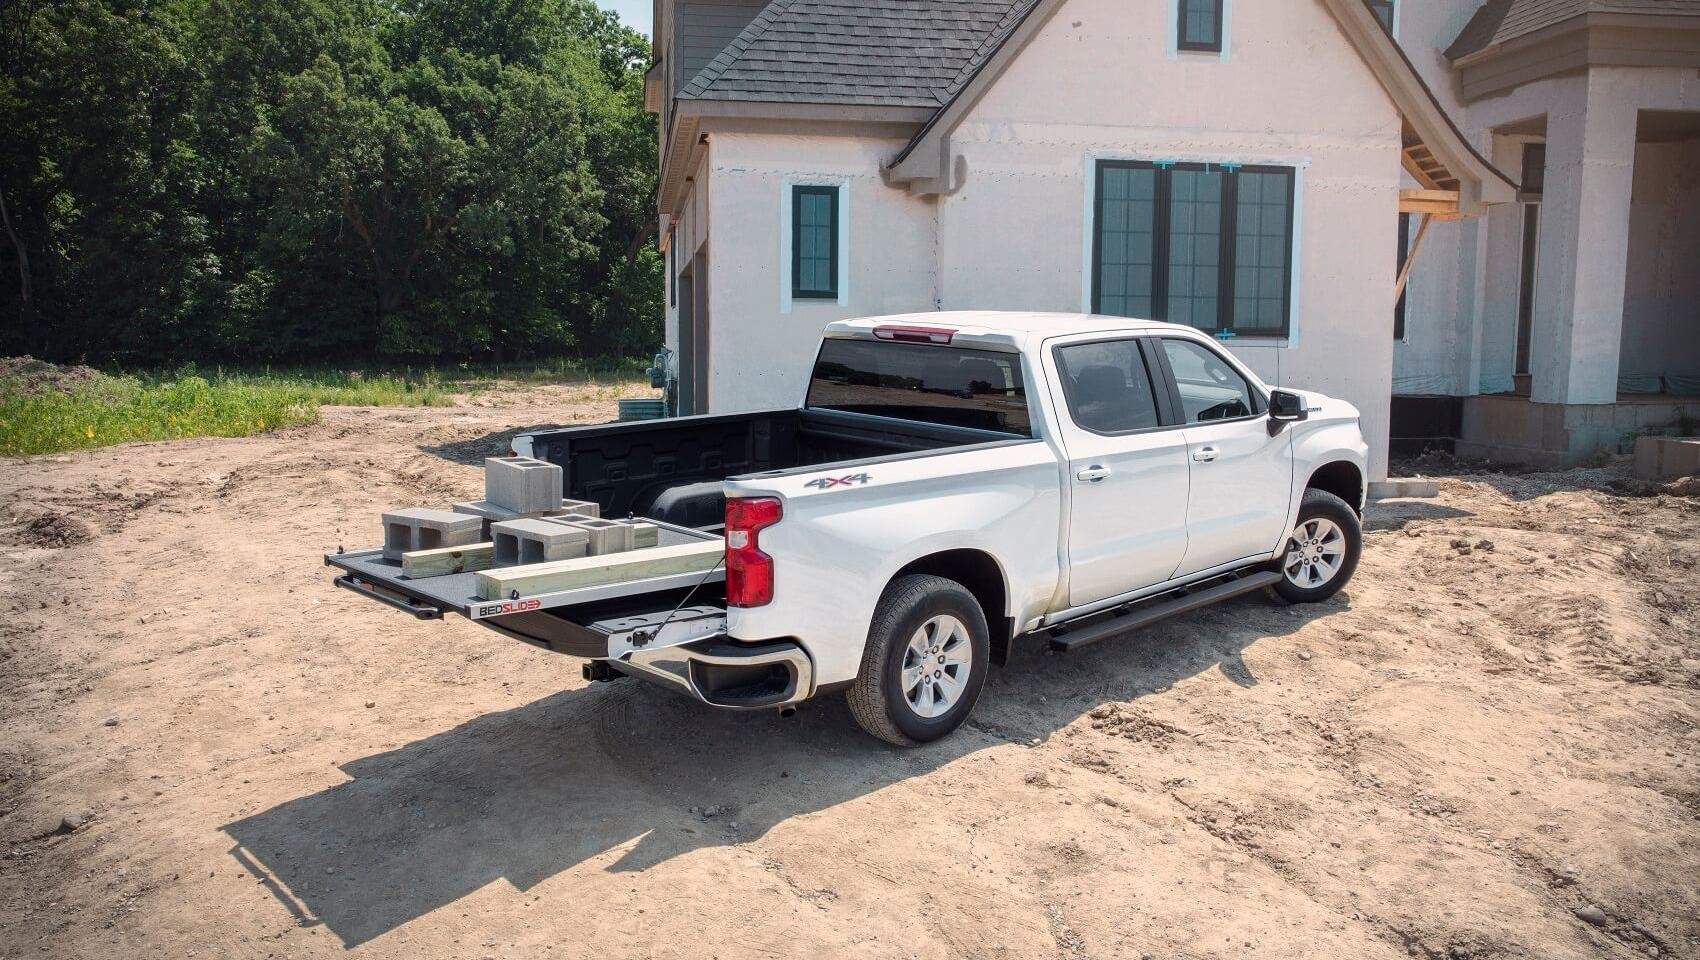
[{"xmin": 806, "ymin": 338, "xmax": 1033, "ymax": 437}]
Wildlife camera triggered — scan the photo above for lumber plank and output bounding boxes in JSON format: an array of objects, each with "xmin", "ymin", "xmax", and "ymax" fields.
[
  {"xmin": 1394, "ymin": 213, "xmax": 1434, "ymax": 302},
  {"xmin": 475, "ymin": 540, "xmax": 723, "ymax": 600},
  {"xmin": 402, "ymin": 542, "xmax": 495, "ymax": 579},
  {"xmin": 1399, "ymin": 188, "xmax": 1459, "ymax": 203}
]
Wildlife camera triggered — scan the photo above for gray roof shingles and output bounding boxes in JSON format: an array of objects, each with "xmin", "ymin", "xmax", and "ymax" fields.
[
  {"xmin": 681, "ymin": 0, "xmax": 1042, "ymax": 106},
  {"xmin": 1447, "ymin": 0, "xmax": 1700, "ymax": 59}
]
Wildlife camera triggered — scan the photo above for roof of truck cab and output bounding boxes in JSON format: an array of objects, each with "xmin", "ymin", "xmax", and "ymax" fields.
[{"xmin": 824, "ymin": 311, "xmax": 1187, "ymax": 350}]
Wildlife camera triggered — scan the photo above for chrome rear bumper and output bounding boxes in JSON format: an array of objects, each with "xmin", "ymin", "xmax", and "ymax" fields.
[{"xmin": 613, "ymin": 635, "xmax": 814, "ymax": 710}]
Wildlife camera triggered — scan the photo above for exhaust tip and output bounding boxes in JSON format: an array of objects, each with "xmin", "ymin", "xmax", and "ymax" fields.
[{"xmin": 777, "ymin": 705, "xmax": 798, "ymax": 718}]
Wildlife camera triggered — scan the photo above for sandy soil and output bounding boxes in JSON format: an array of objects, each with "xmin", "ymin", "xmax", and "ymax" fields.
[{"xmin": 2, "ymin": 386, "xmax": 1697, "ymax": 960}]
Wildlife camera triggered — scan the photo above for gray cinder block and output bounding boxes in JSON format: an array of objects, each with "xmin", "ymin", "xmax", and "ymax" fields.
[
  {"xmin": 562, "ymin": 517, "xmax": 635, "ymax": 556},
  {"xmin": 382, "ymin": 508, "xmax": 483, "ymax": 561},
  {"xmin": 542, "ymin": 513, "xmax": 600, "ymax": 526},
  {"xmin": 490, "ymin": 518, "xmax": 589, "ymax": 567},
  {"xmin": 484, "ymin": 456, "xmax": 563, "ymax": 514},
  {"xmin": 1634, "ymin": 436, "xmax": 1700, "ymax": 480},
  {"xmin": 453, "ymin": 497, "xmax": 598, "ymax": 538},
  {"xmin": 621, "ymin": 519, "xmax": 659, "ymax": 548}
]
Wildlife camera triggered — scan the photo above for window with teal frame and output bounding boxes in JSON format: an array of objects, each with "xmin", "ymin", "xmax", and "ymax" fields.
[
  {"xmin": 1092, "ymin": 160, "xmax": 1295, "ymax": 338},
  {"xmin": 792, "ymin": 185, "xmax": 838, "ymax": 300}
]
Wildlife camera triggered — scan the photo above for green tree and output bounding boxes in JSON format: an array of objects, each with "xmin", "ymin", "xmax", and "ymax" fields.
[{"xmin": 0, "ymin": 0, "xmax": 661, "ymax": 366}]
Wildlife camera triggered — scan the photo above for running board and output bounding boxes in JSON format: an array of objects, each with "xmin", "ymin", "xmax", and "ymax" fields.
[{"xmin": 1047, "ymin": 571, "xmax": 1282, "ymax": 653}]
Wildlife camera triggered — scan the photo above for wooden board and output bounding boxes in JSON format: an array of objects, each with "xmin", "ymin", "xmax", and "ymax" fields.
[
  {"xmin": 402, "ymin": 543, "xmax": 495, "ymax": 579},
  {"xmin": 474, "ymin": 539, "xmax": 724, "ymax": 600}
]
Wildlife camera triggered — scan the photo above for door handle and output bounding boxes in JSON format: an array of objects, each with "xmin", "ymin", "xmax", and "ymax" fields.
[
  {"xmin": 1192, "ymin": 446, "xmax": 1218, "ymax": 463},
  {"xmin": 1076, "ymin": 465, "xmax": 1112, "ymax": 483}
]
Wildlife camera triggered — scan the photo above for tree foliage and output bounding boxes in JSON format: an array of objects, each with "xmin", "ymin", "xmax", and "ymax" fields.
[{"xmin": 0, "ymin": 0, "xmax": 660, "ymax": 364}]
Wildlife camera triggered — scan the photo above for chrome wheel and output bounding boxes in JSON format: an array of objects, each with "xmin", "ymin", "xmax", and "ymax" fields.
[
  {"xmin": 1283, "ymin": 517, "xmax": 1346, "ymax": 590},
  {"xmin": 901, "ymin": 615, "xmax": 972, "ymax": 719}
]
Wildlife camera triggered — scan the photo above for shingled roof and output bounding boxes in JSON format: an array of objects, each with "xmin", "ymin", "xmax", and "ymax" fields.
[
  {"xmin": 680, "ymin": 0, "xmax": 1043, "ymax": 107},
  {"xmin": 1447, "ymin": 0, "xmax": 1700, "ymax": 60}
]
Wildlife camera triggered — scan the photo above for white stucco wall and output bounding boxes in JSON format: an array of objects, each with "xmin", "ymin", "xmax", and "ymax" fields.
[
  {"xmin": 663, "ymin": 147, "xmax": 714, "ymax": 360},
  {"xmin": 1390, "ymin": 0, "xmax": 1499, "ymax": 398},
  {"xmin": 701, "ymin": 134, "xmax": 938, "ymax": 411},
  {"xmin": 936, "ymin": 0, "xmax": 1405, "ymax": 479},
  {"xmin": 1621, "ymin": 138, "xmax": 1700, "ymax": 384}
]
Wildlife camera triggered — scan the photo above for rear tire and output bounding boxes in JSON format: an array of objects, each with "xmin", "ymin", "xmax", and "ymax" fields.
[
  {"xmin": 1271, "ymin": 488, "xmax": 1362, "ymax": 604},
  {"xmin": 847, "ymin": 575, "xmax": 990, "ymax": 747}
]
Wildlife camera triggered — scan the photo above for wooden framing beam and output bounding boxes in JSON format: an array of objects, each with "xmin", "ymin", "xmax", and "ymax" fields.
[
  {"xmin": 1394, "ymin": 212, "xmax": 1433, "ymax": 302},
  {"xmin": 475, "ymin": 540, "xmax": 723, "ymax": 600},
  {"xmin": 1399, "ymin": 188, "xmax": 1461, "ymax": 216},
  {"xmin": 402, "ymin": 543, "xmax": 495, "ymax": 579}
]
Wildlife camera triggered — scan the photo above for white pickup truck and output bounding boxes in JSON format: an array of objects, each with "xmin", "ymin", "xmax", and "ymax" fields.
[{"xmin": 329, "ymin": 311, "xmax": 1368, "ymax": 745}]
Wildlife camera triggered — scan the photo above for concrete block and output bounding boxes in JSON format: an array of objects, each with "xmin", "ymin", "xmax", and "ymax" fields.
[
  {"xmin": 541, "ymin": 514, "xmax": 651, "ymax": 547},
  {"xmin": 382, "ymin": 508, "xmax": 483, "ymax": 561},
  {"xmin": 1634, "ymin": 436, "xmax": 1660, "ymax": 478},
  {"xmin": 561, "ymin": 517, "xmax": 635, "ymax": 556},
  {"xmin": 1634, "ymin": 436, "xmax": 1700, "ymax": 480},
  {"xmin": 454, "ymin": 498, "xmax": 600, "ymax": 537},
  {"xmin": 1368, "ymin": 478, "xmax": 1439, "ymax": 500},
  {"xmin": 539, "ymin": 513, "xmax": 600, "ymax": 527},
  {"xmin": 484, "ymin": 456, "xmax": 562, "ymax": 514},
  {"xmin": 491, "ymin": 518, "xmax": 589, "ymax": 567},
  {"xmin": 621, "ymin": 519, "xmax": 659, "ymax": 548},
  {"xmin": 454, "ymin": 500, "xmax": 519, "ymax": 522}
]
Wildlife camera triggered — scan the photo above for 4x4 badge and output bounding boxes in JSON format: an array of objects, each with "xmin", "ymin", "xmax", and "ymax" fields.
[{"xmin": 804, "ymin": 472, "xmax": 871, "ymax": 490}]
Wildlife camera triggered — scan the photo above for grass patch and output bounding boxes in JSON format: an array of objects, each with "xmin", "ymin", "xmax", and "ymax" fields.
[
  {"xmin": 0, "ymin": 359, "xmax": 649, "ymax": 457},
  {"xmin": 0, "ymin": 371, "xmax": 323, "ymax": 457}
]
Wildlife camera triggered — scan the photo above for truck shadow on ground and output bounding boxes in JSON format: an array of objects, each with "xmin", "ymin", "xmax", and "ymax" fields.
[
  {"xmin": 1362, "ymin": 499, "xmax": 1474, "ymax": 532},
  {"xmin": 223, "ymin": 591, "xmax": 1338, "ymax": 948}
]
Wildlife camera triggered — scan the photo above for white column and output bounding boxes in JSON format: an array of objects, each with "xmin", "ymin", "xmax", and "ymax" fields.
[{"xmin": 1528, "ymin": 69, "xmax": 1638, "ymax": 405}]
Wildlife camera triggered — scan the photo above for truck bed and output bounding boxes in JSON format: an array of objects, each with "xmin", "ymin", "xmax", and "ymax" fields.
[
  {"xmin": 521, "ymin": 406, "xmax": 1022, "ymax": 526},
  {"xmin": 333, "ymin": 407, "xmax": 1023, "ymax": 652}
]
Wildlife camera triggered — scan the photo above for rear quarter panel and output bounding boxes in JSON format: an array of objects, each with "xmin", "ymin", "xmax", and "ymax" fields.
[{"xmin": 723, "ymin": 440, "xmax": 1063, "ymax": 689}]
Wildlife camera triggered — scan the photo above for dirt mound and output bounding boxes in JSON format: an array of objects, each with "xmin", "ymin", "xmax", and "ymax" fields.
[
  {"xmin": 7, "ymin": 512, "xmax": 97, "ymax": 547},
  {"xmin": 1601, "ymin": 474, "xmax": 1700, "ymax": 498},
  {"xmin": 0, "ymin": 356, "xmax": 103, "ymax": 395},
  {"xmin": 1087, "ymin": 702, "xmax": 1185, "ymax": 746}
]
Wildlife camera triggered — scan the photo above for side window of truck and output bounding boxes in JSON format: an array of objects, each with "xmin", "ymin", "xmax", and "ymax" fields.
[
  {"xmin": 1054, "ymin": 339, "xmax": 1163, "ymax": 434},
  {"xmin": 1160, "ymin": 338, "xmax": 1260, "ymax": 423}
]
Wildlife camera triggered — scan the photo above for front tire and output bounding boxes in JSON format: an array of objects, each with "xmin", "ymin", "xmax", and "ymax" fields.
[
  {"xmin": 847, "ymin": 575, "xmax": 990, "ymax": 746},
  {"xmin": 1271, "ymin": 488, "xmax": 1362, "ymax": 604}
]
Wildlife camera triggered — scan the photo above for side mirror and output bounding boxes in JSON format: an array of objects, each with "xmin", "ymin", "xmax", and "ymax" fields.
[{"xmin": 1267, "ymin": 390, "xmax": 1308, "ymax": 434}]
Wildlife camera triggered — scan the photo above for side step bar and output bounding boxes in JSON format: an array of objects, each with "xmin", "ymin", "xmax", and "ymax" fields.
[{"xmin": 1047, "ymin": 570, "xmax": 1282, "ymax": 653}]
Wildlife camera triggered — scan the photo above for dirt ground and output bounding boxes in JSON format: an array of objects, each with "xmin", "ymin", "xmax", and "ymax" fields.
[{"xmin": 2, "ymin": 385, "xmax": 1697, "ymax": 960}]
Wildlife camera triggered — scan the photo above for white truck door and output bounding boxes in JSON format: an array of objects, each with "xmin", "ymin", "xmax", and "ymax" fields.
[
  {"xmin": 1045, "ymin": 336, "xmax": 1192, "ymax": 607},
  {"xmin": 1153, "ymin": 337, "xmax": 1294, "ymax": 577}
]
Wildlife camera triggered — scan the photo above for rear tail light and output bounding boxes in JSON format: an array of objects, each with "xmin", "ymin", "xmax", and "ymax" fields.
[{"xmin": 725, "ymin": 497, "xmax": 782, "ymax": 608}]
